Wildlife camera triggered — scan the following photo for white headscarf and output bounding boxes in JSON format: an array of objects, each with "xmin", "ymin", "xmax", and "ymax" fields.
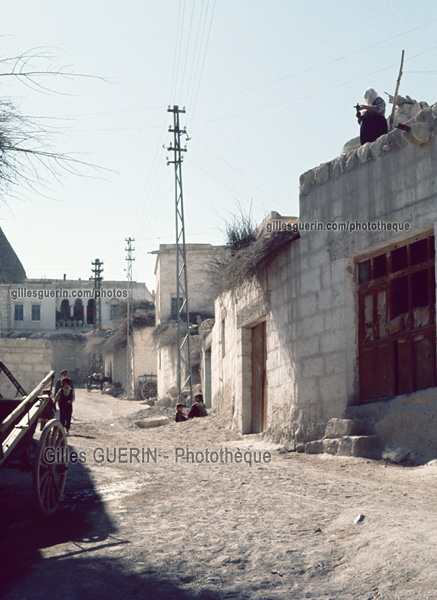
[{"xmin": 363, "ymin": 88, "xmax": 378, "ymax": 105}]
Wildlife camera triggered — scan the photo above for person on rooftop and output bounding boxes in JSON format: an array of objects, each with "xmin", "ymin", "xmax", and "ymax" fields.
[{"xmin": 357, "ymin": 88, "xmax": 388, "ymax": 145}]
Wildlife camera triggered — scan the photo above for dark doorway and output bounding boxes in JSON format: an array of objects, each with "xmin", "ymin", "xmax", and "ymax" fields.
[
  {"xmin": 73, "ymin": 299, "xmax": 84, "ymax": 324},
  {"xmin": 87, "ymin": 299, "xmax": 96, "ymax": 325},
  {"xmin": 60, "ymin": 299, "xmax": 71, "ymax": 320},
  {"xmin": 251, "ymin": 321, "xmax": 267, "ymax": 433}
]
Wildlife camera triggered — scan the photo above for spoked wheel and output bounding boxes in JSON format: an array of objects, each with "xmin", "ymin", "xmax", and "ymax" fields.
[
  {"xmin": 32, "ymin": 419, "xmax": 68, "ymax": 516},
  {"xmin": 139, "ymin": 380, "xmax": 157, "ymax": 400}
]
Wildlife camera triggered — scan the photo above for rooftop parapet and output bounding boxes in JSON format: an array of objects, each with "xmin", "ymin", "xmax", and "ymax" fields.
[{"xmin": 299, "ymin": 102, "xmax": 437, "ymax": 198}]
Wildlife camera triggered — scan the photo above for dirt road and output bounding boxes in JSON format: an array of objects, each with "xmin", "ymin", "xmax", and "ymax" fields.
[{"xmin": 1, "ymin": 389, "xmax": 437, "ymax": 599}]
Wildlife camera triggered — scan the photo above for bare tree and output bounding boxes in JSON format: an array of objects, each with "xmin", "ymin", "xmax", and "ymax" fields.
[{"xmin": 0, "ymin": 48, "xmax": 109, "ymax": 201}]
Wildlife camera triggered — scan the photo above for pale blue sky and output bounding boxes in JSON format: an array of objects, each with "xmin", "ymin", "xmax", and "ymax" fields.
[{"xmin": 1, "ymin": 0, "xmax": 437, "ymax": 291}]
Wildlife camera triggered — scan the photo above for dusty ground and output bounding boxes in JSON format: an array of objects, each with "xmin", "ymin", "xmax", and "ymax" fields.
[{"xmin": 1, "ymin": 388, "xmax": 437, "ymax": 600}]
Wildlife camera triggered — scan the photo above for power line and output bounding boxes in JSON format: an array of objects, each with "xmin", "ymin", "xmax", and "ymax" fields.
[
  {"xmin": 187, "ymin": 0, "xmax": 216, "ymax": 128},
  {"xmin": 197, "ymin": 17, "xmax": 437, "ymax": 106},
  {"xmin": 194, "ymin": 45, "xmax": 437, "ymax": 125},
  {"xmin": 177, "ymin": 0, "xmax": 196, "ymax": 102},
  {"xmin": 191, "ymin": 132, "xmax": 282, "ymax": 206}
]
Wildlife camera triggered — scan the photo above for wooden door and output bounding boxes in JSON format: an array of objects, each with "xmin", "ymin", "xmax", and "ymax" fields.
[{"xmin": 251, "ymin": 321, "xmax": 267, "ymax": 433}]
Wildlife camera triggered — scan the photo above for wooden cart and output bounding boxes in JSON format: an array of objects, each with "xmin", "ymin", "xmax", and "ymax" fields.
[
  {"xmin": 86, "ymin": 372, "xmax": 112, "ymax": 392},
  {"xmin": 0, "ymin": 365, "xmax": 68, "ymax": 516},
  {"xmin": 137, "ymin": 373, "xmax": 157, "ymax": 401}
]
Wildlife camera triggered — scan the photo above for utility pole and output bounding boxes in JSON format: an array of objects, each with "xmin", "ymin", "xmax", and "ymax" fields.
[
  {"xmin": 90, "ymin": 258, "xmax": 104, "ymax": 371},
  {"xmin": 90, "ymin": 258, "xmax": 104, "ymax": 330},
  {"xmin": 167, "ymin": 105, "xmax": 193, "ymax": 406},
  {"xmin": 125, "ymin": 237, "xmax": 135, "ymax": 398}
]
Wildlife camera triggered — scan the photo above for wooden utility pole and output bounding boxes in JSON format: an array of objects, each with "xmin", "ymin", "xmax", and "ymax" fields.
[{"xmin": 389, "ymin": 50, "xmax": 405, "ymax": 131}]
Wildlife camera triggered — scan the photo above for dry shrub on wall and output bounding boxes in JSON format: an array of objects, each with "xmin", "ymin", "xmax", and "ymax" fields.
[
  {"xmin": 101, "ymin": 301, "xmax": 155, "ymax": 356},
  {"xmin": 206, "ymin": 212, "xmax": 299, "ymax": 295},
  {"xmin": 111, "ymin": 301, "xmax": 155, "ymax": 328},
  {"xmin": 152, "ymin": 312, "xmax": 214, "ymax": 349},
  {"xmin": 152, "ymin": 319, "xmax": 179, "ymax": 348},
  {"xmin": 225, "ymin": 211, "xmax": 257, "ymax": 251}
]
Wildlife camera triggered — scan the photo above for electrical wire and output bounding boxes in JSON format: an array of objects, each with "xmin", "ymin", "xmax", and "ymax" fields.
[
  {"xmin": 194, "ymin": 45, "xmax": 437, "ymax": 124},
  {"xmin": 197, "ymin": 17, "xmax": 437, "ymax": 106}
]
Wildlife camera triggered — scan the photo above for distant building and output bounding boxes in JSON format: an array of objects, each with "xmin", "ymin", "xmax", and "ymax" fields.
[
  {"xmin": 152, "ymin": 243, "xmax": 221, "ymax": 325},
  {"xmin": 0, "ymin": 253, "xmax": 155, "ymax": 387},
  {"xmin": 152, "ymin": 243, "xmax": 222, "ymax": 400},
  {"xmin": 0, "ymin": 277, "xmax": 152, "ymax": 335}
]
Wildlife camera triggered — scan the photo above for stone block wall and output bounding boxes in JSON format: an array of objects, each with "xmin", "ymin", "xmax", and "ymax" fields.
[
  {"xmin": 157, "ymin": 343, "xmax": 179, "ymax": 399},
  {"xmin": 0, "ymin": 338, "xmax": 52, "ymax": 397},
  {"xmin": 51, "ymin": 337, "xmax": 90, "ymax": 384},
  {"xmin": 211, "ymin": 292, "xmax": 239, "ymax": 423},
  {"xmin": 106, "ymin": 327, "xmax": 156, "ymax": 391},
  {"xmin": 154, "ymin": 244, "xmax": 220, "ymax": 325},
  {"xmin": 346, "ymin": 388, "xmax": 437, "ymax": 464}
]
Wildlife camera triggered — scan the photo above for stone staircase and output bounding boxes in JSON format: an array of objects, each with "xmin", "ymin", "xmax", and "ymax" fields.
[{"xmin": 304, "ymin": 418, "xmax": 383, "ymax": 460}]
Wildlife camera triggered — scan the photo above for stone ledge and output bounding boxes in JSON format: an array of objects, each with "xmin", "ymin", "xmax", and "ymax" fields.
[
  {"xmin": 325, "ymin": 418, "xmax": 370, "ymax": 438},
  {"xmin": 304, "ymin": 435, "xmax": 382, "ymax": 459},
  {"xmin": 337, "ymin": 435, "xmax": 382, "ymax": 459}
]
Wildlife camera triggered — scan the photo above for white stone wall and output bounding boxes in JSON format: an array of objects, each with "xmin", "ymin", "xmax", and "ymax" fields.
[
  {"xmin": 211, "ymin": 292, "xmax": 237, "ymax": 421},
  {"xmin": 157, "ymin": 343, "xmax": 179, "ymax": 399},
  {"xmin": 0, "ymin": 338, "xmax": 52, "ymax": 397},
  {"xmin": 211, "ymin": 104, "xmax": 437, "ymax": 444},
  {"xmin": 105, "ymin": 327, "xmax": 156, "ymax": 391},
  {"xmin": 134, "ymin": 328, "xmax": 156, "ymax": 381},
  {"xmin": 156, "ymin": 335, "xmax": 202, "ymax": 401},
  {"xmin": 153, "ymin": 243, "xmax": 223, "ymax": 401},
  {"xmin": 51, "ymin": 337, "xmax": 91, "ymax": 384}
]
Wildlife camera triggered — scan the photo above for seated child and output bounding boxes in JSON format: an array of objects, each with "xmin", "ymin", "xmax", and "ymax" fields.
[
  {"xmin": 187, "ymin": 394, "xmax": 208, "ymax": 418},
  {"xmin": 175, "ymin": 403, "xmax": 187, "ymax": 422}
]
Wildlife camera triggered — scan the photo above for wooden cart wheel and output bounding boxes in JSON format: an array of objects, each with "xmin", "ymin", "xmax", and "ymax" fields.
[
  {"xmin": 32, "ymin": 419, "xmax": 68, "ymax": 516},
  {"xmin": 140, "ymin": 381, "xmax": 157, "ymax": 400}
]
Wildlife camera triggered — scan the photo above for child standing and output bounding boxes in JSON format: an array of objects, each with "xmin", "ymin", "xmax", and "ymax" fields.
[{"xmin": 55, "ymin": 377, "xmax": 75, "ymax": 434}]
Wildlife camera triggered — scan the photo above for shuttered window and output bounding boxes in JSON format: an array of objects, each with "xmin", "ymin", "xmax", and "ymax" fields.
[{"xmin": 357, "ymin": 234, "xmax": 436, "ymax": 403}]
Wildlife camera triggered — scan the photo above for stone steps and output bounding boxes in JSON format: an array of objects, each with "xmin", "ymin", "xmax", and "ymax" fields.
[{"xmin": 303, "ymin": 418, "xmax": 383, "ymax": 460}]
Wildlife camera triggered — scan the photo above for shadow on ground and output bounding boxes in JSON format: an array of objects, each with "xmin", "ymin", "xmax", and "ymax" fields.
[{"xmin": 0, "ymin": 460, "xmax": 225, "ymax": 600}]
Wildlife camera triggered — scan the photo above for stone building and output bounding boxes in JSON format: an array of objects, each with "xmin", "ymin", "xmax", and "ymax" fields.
[
  {"xmin": 152, "ymin": 244, "xmax": 220, "ymax": 325},
  {"xmin": 0, "ymin": 256, "xmax": 155, "ymax": 386},
  {"xmin": 152, "ymin": 243, "xmax": 221, "ymax": 401},
  {"xmin": 208, "ymin": 102, "xmax": 437, "ymax": 463},
  {"xmin": 103, "ymin": 326, "xmax": 156, "ymax": 394},
  {"xmin": 0, "ymin": 277, "xmax": 151, "ymax": 334}
]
